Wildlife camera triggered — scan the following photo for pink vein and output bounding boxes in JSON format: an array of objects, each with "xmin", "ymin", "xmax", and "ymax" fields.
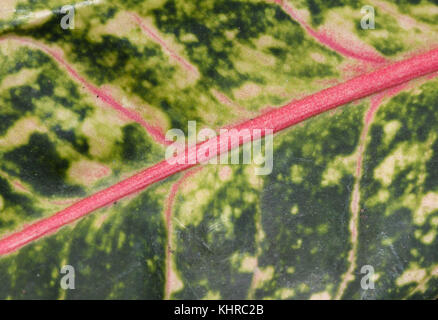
[
  {"xmin": 273, "ymin": 0, "xmax": 387, "ymax": 64},
  {"xmin": 369, "ymin": 0, "xmax": 432, "ymax": 33},
  {"xmin": 132, "ymin": 14, "xmax": 252, "ymax": 125},
  {"xmin": 131, "ymin": 13, "xmax": 199, "ymax": 77},
  {"xmin": 211, "ymin": 89, "xmax": 257, "ymax": 119},
  {"xmin": 164, "ymin": 167, "xmax": 203, "ymax": 299},
  {"xmin": 1, "ymin": 48, "xmax": 438, "ymax": 256},
  {"xmin": 337, "ymin": 70, "xmax": 438, "ymax": 298},
  {"xmin": 0, "ymin": 36, "xmax": 169, "ymax": 146},
  {"xmin": 335, "ymin": 83, "xmax": 409, "ymax": 299}
]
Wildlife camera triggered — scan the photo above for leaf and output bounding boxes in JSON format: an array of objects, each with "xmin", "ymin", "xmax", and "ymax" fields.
[{"xmin": 0, "ymin": 0, "xmax": 437, "ymax": 300}]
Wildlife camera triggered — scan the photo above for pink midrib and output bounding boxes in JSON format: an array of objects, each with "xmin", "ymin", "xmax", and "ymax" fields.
[{"xmin": 0, "ymin": 48, "xmax": 438, "ymax": 255}]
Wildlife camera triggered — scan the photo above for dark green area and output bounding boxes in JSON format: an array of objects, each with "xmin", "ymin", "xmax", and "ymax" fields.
[
  {"xmin": 152, "ymin": 0, "xmax": 308, "ymax": 91},
  {"xmin": 0, "ymin": 114, "xmax": 20, "ymax": 136},
  {"xmin": 257, "ymin": 106, "xmax": 365, "ymax": 299},
  {"xmin": 173, "ymin": 165, "xmax": 258, "ymax": 299},
  {"xmin": 9, "ymin": 85, "xmax": 39, "ymax": 112},
  {"xmin": 0, "ymin": 177, "xmax": 39, "ymax": 231},
  {"xmin": 65, "ymin": 189, "xmax": 166, "ymax": 299},
  {"xmin": 2, "ymin": 133, "xmax": 83, "ymax": 197},
  {"xmin": 395, "ymin": 0, "xmax": 437, "ymax": 5},
  {"xmin": 0, "ymin": 187, "xmax": 167, "ymax": 299},
  {"xmin": 372, "ymin": 37, "xmax": 405, "ymax": 56},
  {"xmin": 305, "ymin": 0, "xmax": 362, "ymax": 26},
  {"xmin": 151, "ymin": 0, "xmax": 339, "ymax": 126},
  {"xmin": 117, "ymin": 123, "xmax": 156, "ymax": 164},
  {"xmin": 0, "ymin": 48, "xmax": 94, "ymax": 135},
  {"xmin": 343, "ymin": 81, "xmax": 438, "ymax": 299},
  {"xmin": 0, "ymin": 235, "xmax": 69, "ymax": 299},
  {"xmin": 53, "ymin": 125, "xmax": 89, "ymax": 155}
]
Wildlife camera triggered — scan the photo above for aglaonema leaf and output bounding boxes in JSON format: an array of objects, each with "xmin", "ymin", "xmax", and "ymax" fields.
[{"xmin": 0, "ymin": 0, "xmax": 437, "ymax": 300}]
